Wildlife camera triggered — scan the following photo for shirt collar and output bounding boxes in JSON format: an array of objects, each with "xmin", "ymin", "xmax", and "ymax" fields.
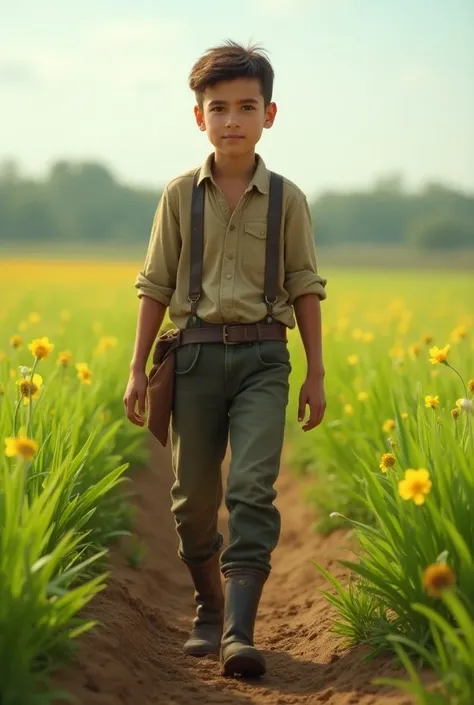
[{"xmin": 197, "ymin": 153, "xmax": 269, "ymax": 195}]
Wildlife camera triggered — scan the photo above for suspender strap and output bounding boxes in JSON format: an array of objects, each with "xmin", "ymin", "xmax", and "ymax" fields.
[
  {"xmin": 188, "ymin": 169, "xmax": 284, "ymax": 322},
  {"xmin": 264, "ymin": 172, "xmax": 284, "ymax": 321},
  {"xmin": 188, "ymin": 172, "xmax": 205, "ymax": 318}
]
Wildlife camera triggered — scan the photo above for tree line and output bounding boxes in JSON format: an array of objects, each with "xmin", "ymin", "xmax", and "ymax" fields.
[{"xmin": 1, "ymin": 160, "xmax": 473, "ymax": 250}]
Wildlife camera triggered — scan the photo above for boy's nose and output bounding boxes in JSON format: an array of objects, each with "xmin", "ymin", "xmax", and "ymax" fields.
[{"xmin": 225, "ymin": 115, "xmax": 240, "ymax": 128}]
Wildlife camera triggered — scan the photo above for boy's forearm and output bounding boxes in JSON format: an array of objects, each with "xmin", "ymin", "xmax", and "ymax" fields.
[
  {"xmin": 293, "ymin": 294, "xmax": 325, "ymax": 378},
  {"xmin": 130, "ymin": 296, "xmax": 167, "ymax": 372}
]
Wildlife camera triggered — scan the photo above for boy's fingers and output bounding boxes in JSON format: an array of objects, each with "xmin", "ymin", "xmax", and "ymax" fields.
[
  {"xmin": 304, "ymin": 402, "xmax": 325, "ymax": 431},
  {"xmin": 138, "ymin": 391, "xmax": 146, "ymax": 415},
  {"xmin": 126, "ymin": 392, "xmax": 142, "ymax": 425},
  {"xmin": 298, "ymin": 392, "xmax": 307, "ymax": 422}
]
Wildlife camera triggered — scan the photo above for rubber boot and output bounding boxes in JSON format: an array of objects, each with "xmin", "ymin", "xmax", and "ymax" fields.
[
  {"xmin": 183, "ymin": 552, "xmax": 224, "ymax": 657},
  {"xmin": 220, "ymin": 570, "xmax": 267, "ymax": 678}
]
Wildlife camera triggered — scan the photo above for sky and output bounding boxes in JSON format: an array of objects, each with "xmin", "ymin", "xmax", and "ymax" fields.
[{"xmin": 1, "ymin": 0, "xmax": 473, "ymax": 199}]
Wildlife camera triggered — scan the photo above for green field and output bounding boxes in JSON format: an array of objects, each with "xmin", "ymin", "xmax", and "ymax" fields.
[{"xmin": 1, "ymin": 259, "xmax": 473, "ymax": 704}]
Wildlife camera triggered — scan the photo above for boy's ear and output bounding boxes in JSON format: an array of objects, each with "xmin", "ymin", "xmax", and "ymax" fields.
[
  {"xmin": 264, "ymin": 101, "xmax": 277, "ymax": 129},
  {"xmin": 194, "ymin": 105, "xmax": 206, "ymax": 131}
]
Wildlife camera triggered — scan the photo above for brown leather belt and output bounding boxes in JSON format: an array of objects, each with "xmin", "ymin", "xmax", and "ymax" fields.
[{"xmin": 178, "ymin": 322, "xmax": 287, "ymax": 346}]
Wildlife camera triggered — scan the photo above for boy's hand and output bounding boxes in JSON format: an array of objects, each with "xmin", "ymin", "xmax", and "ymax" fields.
[
  {"xmin": 298, "ymin": 374, "xmax": 326, "ymax": 431},
  {"xmin": 123, "ymin": 370, "xmax": 148, "ymax": 426}
]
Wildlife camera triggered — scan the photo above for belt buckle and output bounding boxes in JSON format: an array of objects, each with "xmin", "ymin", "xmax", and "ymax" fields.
[{"xmin": 222, "ymin": 324, "xmax": 237, "ymax": 345}]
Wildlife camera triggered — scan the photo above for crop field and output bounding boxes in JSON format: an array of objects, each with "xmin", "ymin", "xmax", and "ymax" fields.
[{"xmin": 0, "ymin": 258, "xmax": 473, "ymax": 705}]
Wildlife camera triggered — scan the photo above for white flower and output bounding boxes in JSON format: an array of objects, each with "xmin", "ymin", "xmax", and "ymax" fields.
[
  {"xmin": 18, "ymin": 366, "xmax": 31, "ymax": 378},
  {"xmin": 459, "ymin": 398, "xmax": 473, "ymax": 413}
]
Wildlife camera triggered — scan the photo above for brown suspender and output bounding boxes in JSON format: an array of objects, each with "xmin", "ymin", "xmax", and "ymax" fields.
[
  {"xmin": 188, "ymin": 173, "xmax": 205, "ymax": 319},
  {"xmin": 189, "ymin": 171, "xmax": 284, "ymax": 323},
  {"xmin": 264, "ymin": 172, "xmax": 284, "ymax": 321}
]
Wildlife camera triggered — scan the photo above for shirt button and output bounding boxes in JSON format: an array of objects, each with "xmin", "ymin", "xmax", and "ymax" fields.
[
  {"xmin": 229, "ymin": 224, "xmax": 236, "ymax": 231},
  {"xmin": 225, "ymin": 274, "xmax": 232, "ymax": 280}
]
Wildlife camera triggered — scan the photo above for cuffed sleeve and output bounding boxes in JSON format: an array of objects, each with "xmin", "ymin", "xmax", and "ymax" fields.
[
  {"xmin": 284, "ymin": 191, "xmax": 327, "ymax": 303},
  {"xmin": 134, "ymin": 186, "xmax": 181, "ymax": 306}
]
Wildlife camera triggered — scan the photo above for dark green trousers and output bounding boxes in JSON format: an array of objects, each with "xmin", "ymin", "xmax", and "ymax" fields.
[{"xmin": 170, "ymin": 322, "xmax": 290, "ymax": 578}]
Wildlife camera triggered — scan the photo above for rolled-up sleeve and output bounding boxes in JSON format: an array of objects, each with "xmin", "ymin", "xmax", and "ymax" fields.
[
  {"xmin": 134, "ymin": 186, "xmax": 181, "ymax": 306},
  {"xmin": 284, "ymin": 191, "xmax": 327, "ymax": 303}
]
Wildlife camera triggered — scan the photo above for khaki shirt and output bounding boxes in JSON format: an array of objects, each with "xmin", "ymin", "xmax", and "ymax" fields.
[{"xmin": 134, "ymin": 153, "xmax": 327, "ymax": 329}]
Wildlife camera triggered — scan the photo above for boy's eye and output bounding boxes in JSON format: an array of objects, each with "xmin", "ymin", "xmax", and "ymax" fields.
[
  {"xmin": 210, "ymin": 106, "xmax": 224, "ymax": 112},
  {"xmin": 242, "ymin": 105, "xmax": 255, "ymax": 111}
]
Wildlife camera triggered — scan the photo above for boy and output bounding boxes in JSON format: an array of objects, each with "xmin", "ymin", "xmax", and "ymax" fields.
[{"xmin": 124, "ymin": 40, "xmax": 327, "ymax": 679}]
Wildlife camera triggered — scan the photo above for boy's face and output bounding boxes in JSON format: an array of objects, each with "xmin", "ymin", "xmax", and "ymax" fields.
[{"xmin": 194, "ymin": 77, "xmax": 276, "ymax": 157}]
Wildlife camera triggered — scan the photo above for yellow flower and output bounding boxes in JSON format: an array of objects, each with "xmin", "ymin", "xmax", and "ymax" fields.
[
  {"xmin": 76, "ymin": 362, "xmax": 93, "ymax": 384},
  {"xmin": 15, "ymin": 373, "xmax": 43, "ymax": 405},
  {"xmin": 27, "ymin": 312, "xmax": 41, "ymax": 324},
  {"xmin": 4, "ymin": 435, "xmax": 39, "ymax": 461},
  {"xmin": 344, "ymin": 403, "xmax": 354, "ymax": 416},
  {"xmin": 362, "ymin": 332, "xmax": 374, "ymax": 344},
  {"xmin": 409, "ymin": 343, "xmax": 422, "ymax": 359},
  {"xmin": 352, "ymin": 328, "xmax": 363, "ymax": 340},
  {"xmin": 28, "ymin": 337, "xmax": 54, "ymax": 360},
  {"xmin": 379, "ymin": 453, "xmax": 396, "ymax": 472},
  {"xmin": 468, "ymin": 379, "xmax": 474, "ymax": 393},
  {"xmin": 450, "ymin": 325, "xmax": 468, "ymax": 344},
  {"xmin": 347, "ymin": 354, "xmax": 359, "ymax": 366},
  {"xmin": 96, "ymin": 336, "xmax": 118, "ymax": 354},
  {"xmin": 383, "ymin": 419, "xmax": 396, "ymax": 433},
  {"xmin": 389, "ymin": 346, "xmax": 405, "ymax": 359},
  {"xmin": 10, "ymin": 335, "xmax": 22, "ymax": 350},
  {"xmin": 422, "ymin": 334, "xmax": 433, "ymax": 346},
  {"xmin": 57, "ymin": 351, "xmax": 73, "ymax": 367},
  {"xmin": 425, "ymin": 395, "xmax": 440, "ymax": 409},
  {"xmin": 357, "ymin": 391, "xmax": 369, "ymax": 401},
  {"xmin": 399, "ymin": 468, "xmax": 432, "ymax": 505},
  {"xmin": 423, "ymin": 563, "xmax": 455, "ymax": 597},
  {"xmin": 401, "ymin": 411, "xmax": 409, "ymax": 420},
  {"xmin": 429, "ymin": 344, "xmax": 449, "ymax": 365},
  {"xmin": 451, "ymin": 408, "xmax": 460, "ymax": 420},
  {"xmin": 455, "ymin": 398, "xmax": 463, "ymax": 409}
]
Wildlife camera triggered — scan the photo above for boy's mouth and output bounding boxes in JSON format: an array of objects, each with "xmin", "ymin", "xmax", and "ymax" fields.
[{"xmin": 223, "ymin": 135, "xmax": 245, "ymax": 140}]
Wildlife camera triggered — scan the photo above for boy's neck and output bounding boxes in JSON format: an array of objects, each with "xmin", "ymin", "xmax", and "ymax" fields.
[{"xmin": 212, "ymin": 150, "xmax": 257, "ymax": 182}]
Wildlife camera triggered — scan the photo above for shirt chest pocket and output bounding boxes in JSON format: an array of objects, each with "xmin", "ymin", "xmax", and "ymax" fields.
[{"xmin": 241, "ymin": 222, "xmax": 267, "ymax": 274}]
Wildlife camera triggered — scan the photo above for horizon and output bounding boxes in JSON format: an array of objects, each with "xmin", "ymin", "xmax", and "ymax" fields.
[{"xmin": 2, "ymin": 0, "xmax": 473, "ymax": 200}]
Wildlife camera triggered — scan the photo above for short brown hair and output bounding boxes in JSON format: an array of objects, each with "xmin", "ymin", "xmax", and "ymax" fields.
[{"xmin": 189, "ymin": 40, "xmax": 274, "ymax": 107}]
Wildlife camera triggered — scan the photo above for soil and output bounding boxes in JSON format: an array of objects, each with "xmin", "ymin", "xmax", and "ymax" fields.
[{"xmin": 56, "ymin": 439, "xmax": 415, "ymax": 705}]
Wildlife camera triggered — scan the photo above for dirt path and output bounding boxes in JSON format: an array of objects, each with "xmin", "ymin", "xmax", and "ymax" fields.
[{"xmin": 56, "ymin": 439, "xmax": 413, "ymax": 705}]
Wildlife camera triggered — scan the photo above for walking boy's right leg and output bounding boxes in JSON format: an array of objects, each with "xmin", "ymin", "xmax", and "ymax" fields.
[{"xmin": 170, "ymin": 342, "xmax": 229, "ymax": 656}]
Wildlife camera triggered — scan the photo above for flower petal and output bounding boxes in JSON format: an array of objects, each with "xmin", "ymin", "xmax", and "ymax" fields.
[{"xmin": 398, "ymin": 480, "xmax": 412, "ymax": 499}]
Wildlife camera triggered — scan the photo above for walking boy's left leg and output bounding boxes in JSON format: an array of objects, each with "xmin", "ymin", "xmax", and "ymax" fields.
[{"xmin": 220, "ymin": 341, "xmax": 290, "ymax": 677}]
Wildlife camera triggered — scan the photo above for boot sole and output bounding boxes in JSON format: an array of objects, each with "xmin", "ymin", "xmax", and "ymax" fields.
[
  {"xmin": 184, "ymin": 643, "xmax": 219, "ymax": 658},
  {"xmin": 222, "ymin": 652, "xmax": 266, "ymax": 678}
]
